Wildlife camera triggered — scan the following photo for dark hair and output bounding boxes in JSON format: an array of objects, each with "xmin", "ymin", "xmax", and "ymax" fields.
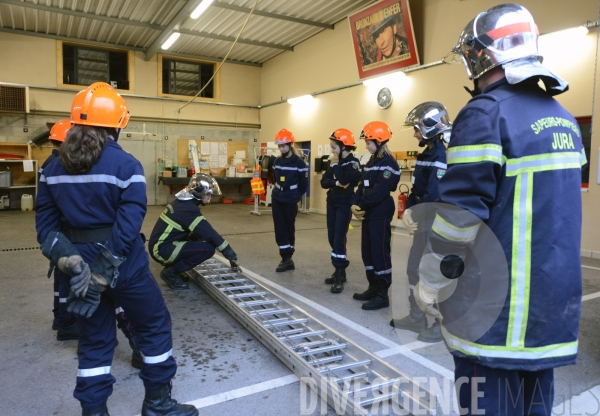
[
  {"xmin": 60, "ymin": 125, "xmax": 116, "ymax": 174},
  {"xmin": 343, "ymin": 145, "xmax": 357, "ymax": 152}
]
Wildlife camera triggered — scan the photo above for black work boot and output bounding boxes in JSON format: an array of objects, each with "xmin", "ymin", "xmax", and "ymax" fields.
[
  {"xmin": 82, "ymin": 403, "xmax": 110, "ymax": 416},
  {"xmin": 418, "ymin": 319, "xmax": 443, "ymax": 343},
  {"xmin": 57, "ymin": 322, "xmax": 80, "ymax": 341},
  {"xmin": 330, "ymin": 268, "xmax": 346, "ymax": 294},
  {"xmin": 390, "ymin": 293, "xmax": 427, "ymax": 333},
  {"xmin": 160, "ymin": 266, "xmax": 189, "ymax": 290},
  {"xmin": 362, "ymin": 284, "xmax": 390, "ymax": 310},
  {"xmin": 141, "ymin": 382, "xmax": 199, "ymax": 416},
  {"xmin": 129, "ymin": 338, "xmax": 143, "ymax": 370},
  {"xmin": 324, "ymin": 270, "xmax": 336, "ymax": 284},
  {"xmin": 353, "ymin": 270, "xmax": 377, "ymax": 300},
  {"xmin": 276, "ymin": 256, "xmax": 295, "ymax": 272}
]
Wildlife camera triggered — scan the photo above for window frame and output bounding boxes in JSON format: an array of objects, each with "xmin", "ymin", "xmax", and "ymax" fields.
[
  {"xmin": 56, "ymin": 40, "xmax": 135, "ymax": 92},
  {"xmin": 576, "ymin": 116, "xmax": 591, "ymax": 189},
  {"xmin": 158, "ymin": 54, "xmax": 220, "ymax": 102}
]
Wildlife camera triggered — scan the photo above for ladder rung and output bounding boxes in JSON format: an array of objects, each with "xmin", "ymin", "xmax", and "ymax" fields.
[
  {"xmin": 249, "ymin": 308, "xmax": 293, "ymax": 316},
  {"xmin": 332, "ymin": 372, "xmax": 369, "ymax": 384},
  {"xmin": 219, "ymin": 285, "xmax": 255, "ymax": 291},
  {"xmin": 206, "ymin": 263, "xmax": 225, "ymax": 268},
  {"xmin": 212, "ymin": 279, "xmax": 246, "ymax": 285},
  {"xmin": 348, "ymin": 378, "xmax": 404, "ymax": 397},
  {"xmin": 308, "ymin": 355, "xmax": 344, "ymax": 366},
  {"xmin": 359, "ymin": 392, "xmax": 395, "ymax": 407},
  {"xmin": 204, "ymin": 273, "xmax": 238, "ymax": 278},
  {"xmin": 275, "ymin": 328, "xmax": 306, "ymax": 336},
  {"xmin": 319, "ymin": 359, "xmax": 372, "ymax": 374},
  {"xmin": 263, "ymin": 318, "xmax": 308, "ymax": 328},
  {"xmin": 293, "ymin": 340, "xmax": 330, "ymax": 350},
  {"xmin": 284, "ymin": 330, "xmax": 326, "ymax": 340},
  {"xmin": 298, "ymin": 343, "xmax": 346, "ymax": 357},
  {"xmin": 228, "ymin": 292, "xmax": 267, "ymax": 299},
  {"xmin": 239, "ymin": 300, "xmax": 279, "ymax": 307}
]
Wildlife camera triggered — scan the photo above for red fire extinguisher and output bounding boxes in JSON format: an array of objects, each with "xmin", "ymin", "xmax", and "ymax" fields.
[{"xmin": 398, "ymin": 184, "xmax": 410, "ymax": 219}]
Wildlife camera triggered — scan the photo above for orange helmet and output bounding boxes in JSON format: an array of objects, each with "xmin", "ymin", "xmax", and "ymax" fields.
[
  {"xmin": 360, "ymin": 121, "xmax": 392, "ymax": 142},
  {"xmin": 274, "ymin": 128, "xmax": 295, "ymax": 144},
  {"xmin": 49, "ymin": 119, "xmax": 71, "ymax": 143},
  {"xmin": 329, "ymin": 128, "xmax": 355, "ymax": 147},
  {"xmin": 71, "ymin": 82, "xmax": 130, "ymax": 129}
]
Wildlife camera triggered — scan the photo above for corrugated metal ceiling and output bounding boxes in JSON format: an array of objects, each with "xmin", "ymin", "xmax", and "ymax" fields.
[{"xmin": 0, "ymin": 0, "xmax": 377, "ymax": 66}]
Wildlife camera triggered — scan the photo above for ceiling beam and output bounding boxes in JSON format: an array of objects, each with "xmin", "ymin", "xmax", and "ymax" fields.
[
  {"xmin": 0, "ymin": 27, "xmax": 145, "ymax": 51},
  {"xmin": 178, "ymin": 29, "xmax": 292, "ymax": 51},
  {"xmin": 144, "ymin": 0, "xmax": 206, "ymax": 61},
  {"xmin": 0, "ymin": 0, "xmax": 163, "ymax": 30},
  {"xmin": 159, "ymin": 50, "xmax": 261, "ymax": 67},
  {"xmin": 212, "ymin": 2, "xmax": 333, "ymax": 29}
]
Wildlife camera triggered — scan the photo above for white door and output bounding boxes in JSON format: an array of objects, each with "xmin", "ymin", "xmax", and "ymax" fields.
[{"xmin": 119, "ymin": 139, "xmax": 157, "ymax": 205}]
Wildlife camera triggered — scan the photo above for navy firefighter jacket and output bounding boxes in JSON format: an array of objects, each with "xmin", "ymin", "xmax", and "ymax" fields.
[
  {"xmin": 408, "ymin": 139, "xmax": 447, "ymax": 208},
  {"xmin": 271, "ymin": 153, "xmax": 308, "ymax": 204},
  {"xmin": 431, "ymin": 78, "xmax": 586, "ymax": 371},
  {"xmin": 36, "ymin": 139, "xmax": 149, "ymax": 280},
  {"xmin": 148, "ymin": 198, "xmax": 227, "ymax": 265},
  {"xmin": 352, "ymin": 153, "xmax": 400, "ymax": 220},
  {"xmin": 38, "ymin": 149, "xmax": 60, "ymax": 180},
  {"xmin": 320, "ymin": 153, "xmax": 361, "ymax": 202}
]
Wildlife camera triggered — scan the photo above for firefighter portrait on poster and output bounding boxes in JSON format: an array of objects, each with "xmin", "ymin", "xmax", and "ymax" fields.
[{"xmin": 349, "ymin": 0, "xmax": 419, "ymax": 79}]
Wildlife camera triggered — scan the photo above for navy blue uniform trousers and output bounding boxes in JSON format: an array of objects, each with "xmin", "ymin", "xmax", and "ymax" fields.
[
  {"xmin": 167, "ymin": 241, "xmax": 216, "ymax": 273},
  {"xmin": 454, "ymin": 356, "xmax": 554, "ymax": 416},
  {"xmin": 326, "ymin": 197, "xmax": 352, "ymax": 269},
  {"xmin": 54, "ymin": 268, "xmax": 76, "ymax": 327},
  {"xmin": 272, "ymin": 198, "xmax": 298, "ymax": 258},
  {"xmin": 361, "ymin": 217, "xmax": 392, "ymax": 288},
  {"xmin": 75, "ymin": 270, "xmax": 176, "ymax": 409}
]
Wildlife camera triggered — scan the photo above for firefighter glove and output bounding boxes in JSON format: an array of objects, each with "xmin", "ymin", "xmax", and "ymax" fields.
[
  {"xmin": 67, "ymin": 273, "xmax": 107, "ymax": 318},
  {"xmin": 90, "ymin": 244, "xmax": 126, "ymax": 289},
  {"xmin": 402, "ymin": 208, "xmax": 418, "ymax": 235},
  {"xmin": 351, "ymin": 205, "xmax": 365, "ymax": 221},
  {"xmin": 221, "ymin": 244, "xmax": 237, "ymax": 261},
  {"xmin": 414, "ymin": 282, "xmax": 443, "ymax": 320},
  {"xmin": 336, "ymin": 181, "xmax": 350, "ymax": 189}
]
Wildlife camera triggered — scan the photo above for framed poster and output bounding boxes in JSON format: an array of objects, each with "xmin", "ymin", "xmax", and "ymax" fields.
[{"xmin": 348, "ymin": 0, "xmax": 419, "ymax": 79}]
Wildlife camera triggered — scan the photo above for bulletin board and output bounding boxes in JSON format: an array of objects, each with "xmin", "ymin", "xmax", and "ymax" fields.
[{"xmin": 177, "ymin": 139, "xmax": 249, "ymax": 168}]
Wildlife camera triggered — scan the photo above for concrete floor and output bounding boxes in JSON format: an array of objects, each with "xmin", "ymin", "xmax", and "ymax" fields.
[{"xmin": 0, "ymin": 203, "xmax": 599, "ymax": 415}]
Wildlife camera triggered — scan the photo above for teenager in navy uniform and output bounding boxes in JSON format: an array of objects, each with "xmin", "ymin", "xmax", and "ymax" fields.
[
  {"xmin": 390, "ymin": 102, "xmax": 451, "ymax": 343},
  {"xmin": 351, "ymin": 121, "xmax": 400, "ymax": 310},
  {"xmin": 38, "ymin": 119, "xmax": 80, "ymax": 341},
  {"xmin": 36, "ymin": 82, "xmax": 197, "ymax": 416},
  {"xmin": 416, "ymin": 4, "xmax": 585, "ymax": 413},
  {"xmin": 320, "ymin": 128, "xmax": 361, "ymax": 293},
  {"xmin": 148, "ymin": 172, "xmax": 237, "ymax": 289},
  {"xmin": 271, "ymin": 128, "xmax": 309, "ymax": 272}
]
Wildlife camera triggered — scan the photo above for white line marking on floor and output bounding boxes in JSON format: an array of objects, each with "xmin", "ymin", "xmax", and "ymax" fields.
[
  {"xmin": 552, "ymin": 384, "xmax": 600, "ymax": 415},
  {"xmin": 212, "ymin": 254, "xmax": 454, "ymax": 380},
  {"xmin": 583, "ymin": 291, "xmax": 600, "ymax": 302},
  {"xmin": 582, "ymin": 264, "xmax": 600, "ymax": 271}
]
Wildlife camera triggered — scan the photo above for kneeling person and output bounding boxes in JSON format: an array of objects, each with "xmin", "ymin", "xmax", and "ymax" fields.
[{"xmin": 149, "ymin": 173, "xmax": 237, "ymax": 289}]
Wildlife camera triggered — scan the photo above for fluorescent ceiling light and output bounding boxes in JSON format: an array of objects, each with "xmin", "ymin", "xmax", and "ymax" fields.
[
  {"xmin": 190, "ymin": 0, "xmax": 214, "ymax": 19},
  {"xmin": 363, "ymin": 71, "xmax": 406, "ymax": 87},
  {"xmin": 287, "ymin": 95, "xmax": 314, "ymax": 105},
  {"xmin": 161, "ymin": 32, "xmax": 181, "ymax": 50}
]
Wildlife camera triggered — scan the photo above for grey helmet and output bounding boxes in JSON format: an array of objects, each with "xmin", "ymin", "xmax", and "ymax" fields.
[
  {"xmin": 447, "ymin": 3, "xmax": 540, "ymax": 80},
  {"xmin": 403, "ymin": 101, "xmax": 452, "ymax": 144},
  {"xmin": 176, "ymin": 173, "xmax": 222, "ymax": 202}
]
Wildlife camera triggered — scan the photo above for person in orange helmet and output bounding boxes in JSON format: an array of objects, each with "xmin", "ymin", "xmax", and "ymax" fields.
[
  {"xmin": 271, "ymin": 128, "xmax": 309, "ymax": 272},
  {"xmin": 320, "ymin": 128, "xmax": 361, "ymax": 293},
  {"xmin": 36, "ymin": 82, "xmax": 197, "ymax": 416},
  {"xmin": 351, "ymin": 121, "xmax": 401, "ymax": 310}
]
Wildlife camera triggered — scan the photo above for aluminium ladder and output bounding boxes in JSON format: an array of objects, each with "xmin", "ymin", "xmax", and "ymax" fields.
[{"xmin": 185, "ymin": 259, "xmax": 439, "ymax": 415}]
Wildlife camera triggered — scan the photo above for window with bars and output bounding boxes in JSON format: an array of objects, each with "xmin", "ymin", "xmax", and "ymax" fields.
[
  {"xmin": 62, "ymin": 44, "xmax": 129, "ymax": 90},
  {"xmin": 576, "ymin": 117, "xmax": 591, "ymax": 187},
  {"xmin": 162, "ymin": 58, "xmax": 215, "ymax": 98}
]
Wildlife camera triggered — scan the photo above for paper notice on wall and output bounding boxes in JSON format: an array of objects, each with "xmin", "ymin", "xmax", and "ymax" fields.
[
  {"xmin": 218, "ymin": 155, "xmax": 228, "ymax": 168},
  {"xmin": 210, "ymin": 142, "xmax": 219, "ymax": 155},
  {"xmin": 201, "ymin": 142, "xmax": 210, "ymax": 155},
  {"xmin": 210, "ymin": 155, "xmax": 219, "ymax": 168},
  {"xmin": 219, "ymin": 142, "xmax": 227, "ymax": 155},
  {"xmin": 23, "ymin": 160, "xmax": 33, "ymax": 172}
]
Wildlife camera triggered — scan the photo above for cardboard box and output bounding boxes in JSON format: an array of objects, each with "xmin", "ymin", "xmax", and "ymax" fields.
[{"xmin": 162, "ymin": 170, "xmax": 172, "ymax": 177}]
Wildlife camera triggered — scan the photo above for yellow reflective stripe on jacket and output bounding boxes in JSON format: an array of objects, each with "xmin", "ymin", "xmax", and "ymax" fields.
[
  {"xmin": 165, "ymin": 241, "xmax": 186, "ymax": 264},
  {"xmin": 216, "ymin": 240, "xmax": 228, "ymax": 251},
  {"xmin": 188, "ymin": 216, "xmax": 205, "ymax": 237},
  {"xmin": 442, "ymin": 327, "xmax": 578, "ymax": 360},
  {"xmin": 153, "ymin": 212, "xmax": 185, "ymax": 264},
  {"xmin": 159, "ymin": 213, "xmax": 184, "ymax": 231},
  {"xmin": 505, "ymin": 152, "xmax": 581, "ymax": 176},
  {"xmin": 447, "ymin": 144, "xmax": 503, "ymax": 165},
  {"xmin": 506, "ymin": 151, "xmax": 581, "ymax": 349},
  {"xmin": 580, "ymin": 148, "xmax": 588, "ymax": 166},
  {"xmin": 432, "ymin": 214, "xmax": 480, "ymax": 243}
]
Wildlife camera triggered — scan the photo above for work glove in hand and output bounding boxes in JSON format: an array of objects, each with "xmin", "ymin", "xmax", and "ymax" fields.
[
  {"xmin": 414, "ymin": 282, "xmax": 443, "ymax": 319},
  {"xmin": 67, "ymin": 273, "xmax": 107, "ymax": 318},
  {"xmin": 351, "ymin": 205, "xmax": 365, "ymax": 221},
  {"xmin": 329, "ymin": 153, "xmax": 339, "ymax": 165},
  {"xmin": 402, "ymin": 208, "xmax": 418, "ymax": 236},
  {"xmin": 336, "ymin": 181, "xmax": 349, "ymax": 189},
  {"xmin": 221, "ymin": 244, "xmax": 237, "ymax": 261},
  {"xmin": 57, "ymin": 257, "xmax": 92, "ymax": 297}
]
